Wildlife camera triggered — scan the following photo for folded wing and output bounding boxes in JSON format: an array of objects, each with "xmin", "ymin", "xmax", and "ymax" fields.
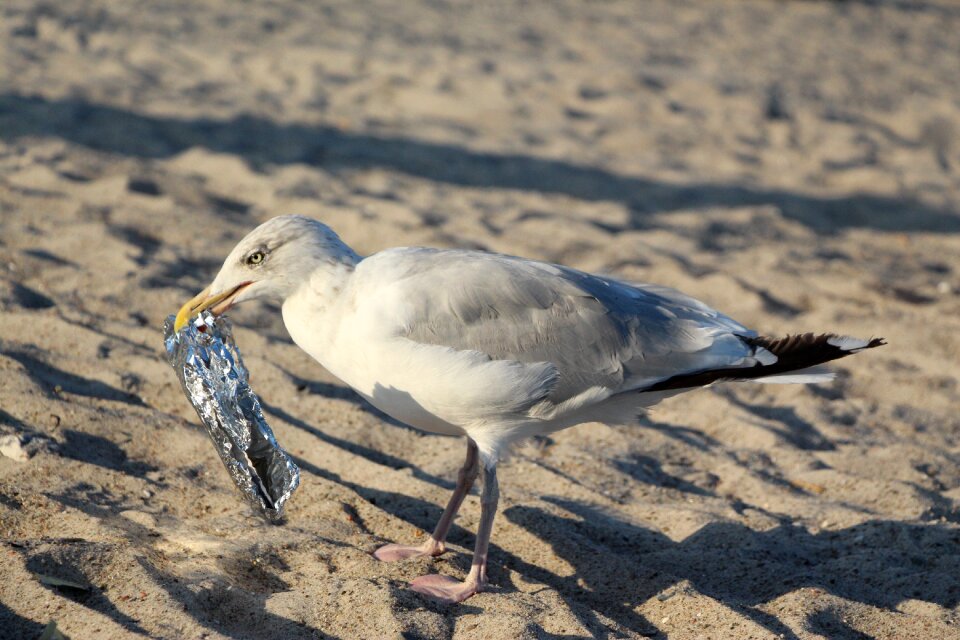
[{"xmin": 375, "ymin": 248, "xmax": 768, "ymax": 418}]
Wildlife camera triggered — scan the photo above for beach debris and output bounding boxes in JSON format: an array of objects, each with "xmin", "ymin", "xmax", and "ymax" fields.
[
  {"xmin": 164, "ymin": 312, "xmax": 300, "ymax": 521},
  {"xmin": 0, "ymin": 430, "xmax": 57, "ymax": 461},
  {"xmin": 36, "ymin": 574, "xmax": 90, "ymax": 592},
  {"xmin": 39, "ymin": 620, "xmax": 70, "ymax": 640},
  {"xmin": 0, "ymin": 434, "xmax": 29, "ymax": 461},
  {"xmin": 787, "ymin": 479, "xmax": 826, "ymax": 495}
]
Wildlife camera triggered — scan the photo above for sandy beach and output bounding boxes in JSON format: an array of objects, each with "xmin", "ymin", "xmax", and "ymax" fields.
[{"xmin": 2, "ymin": 1, "xmax": 960, "ymax": 638}]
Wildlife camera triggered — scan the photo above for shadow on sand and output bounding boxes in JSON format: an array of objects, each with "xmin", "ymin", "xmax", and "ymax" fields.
[
  {"xmin": 5, "ymin": 90, "xmax": 958, "ymax": 638},
  {"xmin": 500, "ymin": 496, "xmax": 960, "ymax": 639},
  {"xmin": 24, "ymin": 484, "xmax": 344, "ymax": 640},
  {"xmin": 288, "ymin": 444, "xmax": 960, "ymax": 640},
  {"xmin": 2, "ymin": 93, "xmax": 959, "ymax": 235},
  {"xmin": 10, "ymin": 394, "xmax": 958, "ymax": 639},
  {"xmin": 0, "ymin": 601, "xmax": 47, "ymax": 640}
]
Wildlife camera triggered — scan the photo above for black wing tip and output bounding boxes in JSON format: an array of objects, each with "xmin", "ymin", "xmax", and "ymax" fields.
[
  {"xmin": 641, "ymin": 331, "xmax": 884, "ymax": 393},
  {"xmin": 748, "ymin": 332, "xmax": 886, "ymax": 355}
]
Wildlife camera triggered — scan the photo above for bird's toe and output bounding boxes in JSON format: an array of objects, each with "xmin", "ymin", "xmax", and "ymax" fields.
[
  {"xmin": 409, "ymin": 573, "xmax": 482, "ymax": 604},
  {"xmin": 373, "ymin": 539, "xmax": 443, "ymax": 562}
]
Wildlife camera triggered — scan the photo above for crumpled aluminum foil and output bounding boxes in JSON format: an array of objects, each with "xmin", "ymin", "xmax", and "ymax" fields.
[{"xmin": 164, "ymin": 311, "xmax": 299, "ymax": 522}]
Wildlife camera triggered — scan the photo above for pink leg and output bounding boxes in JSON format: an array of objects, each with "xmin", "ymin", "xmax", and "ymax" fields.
[
  {"xmin": 410, "ymin": 462, "xmax": 499, "ymax": 604},
  {"xmin": 374, "ymin": 439, "xmax": 480, "ymax": 562}
]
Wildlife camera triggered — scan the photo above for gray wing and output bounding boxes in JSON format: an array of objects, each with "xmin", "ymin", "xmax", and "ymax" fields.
[{"xmin": 381, "ymin": 248, "xmax": 760, "ymax": 404}]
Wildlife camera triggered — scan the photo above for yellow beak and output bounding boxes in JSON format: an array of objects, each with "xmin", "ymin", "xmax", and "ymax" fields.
[{"xmin": 173, "ymin": 283, "xmax": 250, "ymax": 333}]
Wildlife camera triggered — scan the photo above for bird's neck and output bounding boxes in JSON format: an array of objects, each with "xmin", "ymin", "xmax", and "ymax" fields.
[
  {"xmin": 296, "ymin": 257, "xmax": 356, "ymax": 306},
  {"xmin": 281, "ymin": 259, "xmax": 356, "ymax": 354}
]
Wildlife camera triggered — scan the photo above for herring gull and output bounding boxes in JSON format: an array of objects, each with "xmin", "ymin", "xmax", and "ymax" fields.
[{"xmin": 174, "ymin": 214, "xmax": 883, "ymax": 603}]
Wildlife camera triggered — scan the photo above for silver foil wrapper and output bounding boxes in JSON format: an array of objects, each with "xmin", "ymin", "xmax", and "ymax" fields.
[{"xmin": 164, "ymin": 312, "xmax": 299, "ymax": 522}]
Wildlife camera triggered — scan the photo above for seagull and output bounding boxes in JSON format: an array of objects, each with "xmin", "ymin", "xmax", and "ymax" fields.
[{"xmin": 174, "ymin": 215, "xmax": 883, "ymax": 603}]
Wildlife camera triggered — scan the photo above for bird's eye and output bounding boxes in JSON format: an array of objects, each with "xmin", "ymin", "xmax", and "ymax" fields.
[{"xmin": 246, "ymin": 251, "xmax": 265, "ymax": 266}]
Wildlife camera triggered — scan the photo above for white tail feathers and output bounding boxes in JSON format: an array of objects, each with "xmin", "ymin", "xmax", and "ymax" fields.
[{"xmin": 749, "ymin": 366, "xmax": 835, "ymax": 384}]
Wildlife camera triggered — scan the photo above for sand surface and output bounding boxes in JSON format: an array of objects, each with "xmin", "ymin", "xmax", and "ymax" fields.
[{"xmin": 2, "ymin": 1, "xmax": 960, "ymax": 638}]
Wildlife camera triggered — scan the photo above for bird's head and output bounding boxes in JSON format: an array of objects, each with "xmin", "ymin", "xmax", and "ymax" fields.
[{"xmin": 174, "ymin": 215, "xmax": 358, "ymax": 332}]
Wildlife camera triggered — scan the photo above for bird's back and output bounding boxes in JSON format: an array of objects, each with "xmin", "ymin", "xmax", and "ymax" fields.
[{"xmin": 354, "ymin": 247, "xmax": 764, "ymax": 404}]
